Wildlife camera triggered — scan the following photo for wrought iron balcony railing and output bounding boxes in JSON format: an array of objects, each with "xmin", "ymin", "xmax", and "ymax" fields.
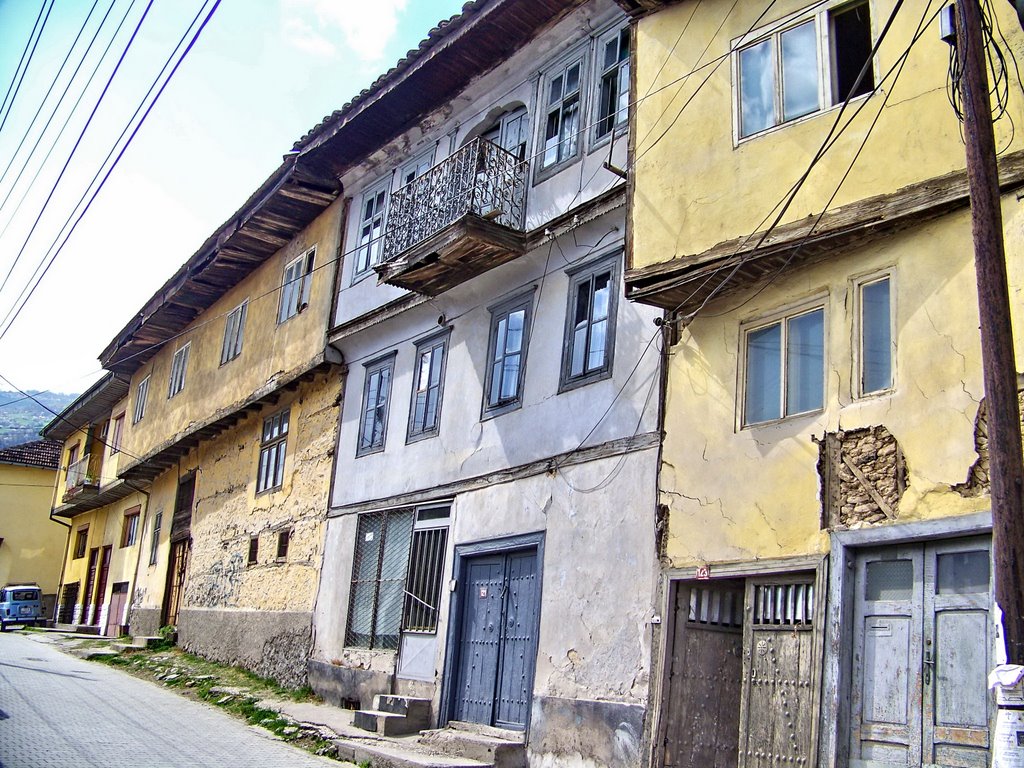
[
  {"xmin": 64, "ymin": 454, "xmax": 98, "ymax": 496},
  {"xmin": 381, "ymin": 138, "xmax": 528, "ymax": 265}
]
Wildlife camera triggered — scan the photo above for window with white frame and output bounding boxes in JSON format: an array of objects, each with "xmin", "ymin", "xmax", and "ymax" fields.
[
  {"xmin": 168, "ymin": 343, "xmax": 190, "ymax": 398},
  {"xmin": 149, "ymin": 511, "xmax": 161, "ymax": 566},
  {"xmin": 355, "ymin": 182, "xmax": 389, "ymax": 277},
  {"xmin": 256, "ymin": 409, "xmax": 289, "ymax": 493},
  {"xmin": 133, "ymin": 376, "xmax": 150, "ymax": 424},
  {"xmin": 400, "ymin": 151, "xmax": 434, "ymax": 187},
  {"xmin": 482, "ymin": 106, "xmax": 530, "ymax": 161},
  {"xmin": 856, "ymin": 273, "xmax": 893, "ymax": 396},
  {"xmin": 561, "ymin": 255, "xmax": 618, "ymax": 389},
  {"xmin": 742, "ymin": 303, "xmax": 825, "ymax": 425},
  {"xmin": 408, "ymin": 331, "xmax": 450, "ymax": 442},
  {"xmin": 736, "ymin": 1, "xmax": 874, "ymax": 139},
  {"xmin": 595, "ymin": 26, "xmax": 630, "ymax": 140},
  {"xmin": 540, "ymin": 56, "xmax": 584, "ymax": 171},
  {"xmin": 484, "ymin": 293, "xmax": 533, "ymax": 416},
  {"xmin": 278, "ymin": 248, "xmax": 315, "ymax": 323},
  {"xmin": 110, "ymin": 413, "xmax": 124, "ymax": 454},
  {"xmin": 221, "ymin": 300, "xmax": 248, "ymax": 364},
  {"xmin": 358, "ymin": 354, "xmax": 395, "ymax": 456}
]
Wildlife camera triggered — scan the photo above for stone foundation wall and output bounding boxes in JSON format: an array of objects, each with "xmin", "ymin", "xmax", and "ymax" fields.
[
  {"xmin": 528, "ymin": 695, "xmax": 645, "ymax": 768},
  {"xmin": 177, "ymin": 608, "xmax": 312, "ymax": 689},
  {"xmin": 307, "ymin": 658, "xmax": 392, "ymax": 710},
  {"xmin": 129, "ymin": 606, "xmax": 162, "ymax": 637}
]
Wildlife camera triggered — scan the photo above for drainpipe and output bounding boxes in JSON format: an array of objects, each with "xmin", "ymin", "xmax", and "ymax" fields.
[{"xmin": 124, "ymin": 480, "xmax": 150, "ymax": 637}]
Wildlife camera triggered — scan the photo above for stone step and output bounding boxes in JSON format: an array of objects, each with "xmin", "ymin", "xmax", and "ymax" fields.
[
  {"xmin": 418, "ymin": 724, "xmax": 527, "ymax": 768},
  {"xmin": 375, "ymin": 694, "xmax": 432, "ymax": 719},
  {"xmin": 134, "ymin": 635, "xmax": 167, "ymax": 648},
  {"xmin": 334, "ymin": 736, "xmax": 491, "ymax": 768},
  {"xmin": 71, "ymin": 648, "xmax": 120, "ymax": 660},
  {"xmin": 354, "ymin": 709, "xmax": 417, "ymax": 736}
]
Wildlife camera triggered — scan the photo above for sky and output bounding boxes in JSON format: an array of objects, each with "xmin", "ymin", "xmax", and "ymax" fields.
[{"xmin": 0, "ymin": 0, "xmax": 467, "ymax": 394}]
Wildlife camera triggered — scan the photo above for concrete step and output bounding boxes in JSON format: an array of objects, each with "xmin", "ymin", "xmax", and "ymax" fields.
[
  {"xmin": 354, "ymin": 709, "xmax": 415, "ymax": 736},
  {"xmin": 334, "ymin": 736, "xmax": 491, "ymax": 768},
  {"xmin": 71, "ymin": 648, "xmax": 120, "ymax": 660},
  {"xmin": 375, "ymin": 694, "xmax": 432, "ymax": 720},
  {"xmin": 419, "ymin": 723, "xmax": 527, "ymax": 768},
  {"xmin": 354, "ymin": 695, "xmax": 432, "ymax": 735}
]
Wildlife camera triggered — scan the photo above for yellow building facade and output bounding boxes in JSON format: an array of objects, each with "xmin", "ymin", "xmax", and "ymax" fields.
[
  {"xmin": 622, "ymin": 1, "xmax": 1024, "ymax": 766},
  {"xmin": 0, "ymin": 439, "xmax": 64, "ymax": 617}
]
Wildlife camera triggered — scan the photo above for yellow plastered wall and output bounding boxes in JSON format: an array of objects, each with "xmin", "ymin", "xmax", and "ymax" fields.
[
  {"xmin": 121, "ymin": 200, "xmax": 343, "ymax": 462},
  {"xmin": 631, "ymin": 0, "xmax": 1024, "ymax": 269},
  {"xmin": 0, "ymin": 463, "xmax": 62, "ymax": 592},
  {"xmin": 659, "ymin": 201, "xmax": 1024, "ymax": 567}
]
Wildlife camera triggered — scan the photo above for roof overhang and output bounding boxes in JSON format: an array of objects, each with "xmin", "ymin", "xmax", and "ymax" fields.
[
  {"xmin": 41, "ymin": 374, "xmax": 130, "ymax": 442},
  {"xmin": 99, "ymin": 161, "xmax": 340, "ymax": 375},
  {"xmin": 52, "ymin": 478, "xmax": 137, "ymax": 518}
]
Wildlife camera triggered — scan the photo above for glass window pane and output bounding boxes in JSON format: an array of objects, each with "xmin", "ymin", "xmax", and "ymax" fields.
[
  {"xmin": 781, "ymin": 21, "xmax": 820, "ymax": 121},
  {"xmin": 505, "ymin": 310, "xmax": 524, "ymax": 354},
  {"xmin": 861, "ymin": 278, "xmax": 892, "ymax": 394},
  {"xmin": 865, "ymin": 559, "xmax": 913, "ymax": 601},
  {"xmin": 592, "ymin": 272, "xmax": 610, "ymax": 320},
  {"xmin": 565, "ymin": 62, "xmax": 580, "ymax": 94},
  {"xmin": 786, "ymin": 309, "xmax": 823, "ymax": 414},
  {"xmin": 937, "ymin": 551, "xmax": 990, "ymax": 594},
  {"xmin": 740, "ymin": 39, "xmax": 775, "ymax": 137},
  {"xmin": 589, "ymin": 319, "xmax": 607, "ymax": 371},
  {"xmin": 571, "ymin": 323, "xmax": 587, "ymax": 377},
  {"xmin": 745, "ymin": 322, "xmax": 781, "ymax": 423},
  {"xmin": 500, "ymin": 353, "xmax": 521, "ymax": 399},
  {"xmin": 548, "ymin": 75, "xmax": 563, "ymax": 106}
]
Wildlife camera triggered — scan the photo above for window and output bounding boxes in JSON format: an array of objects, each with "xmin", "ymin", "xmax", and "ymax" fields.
[
  {"xmin": 736, "ymin": 1, "xmax": 874, "ymax": 139},
  {"xmin": 120, "ymin": 507, "xmax": 140, "ymax": 548},
  {"xmin": 346, "ymin": 505, "xmax": 449, "ymax": 650},
  {"xmin": 256, "ymin": 409, "xmax": 289, "ymax": 493},
  {"xmin": 484, "ymin": 293, "xmax": 533, "ymax": 416},
  {"xmin": 561, "ymin": 256, "xmax": 618, "ymax": 390},
  {"xmin": 742, "ymin": 304, "xmax": 825, "ymax": 425},
  {"xmin": 221, "ymin": 300, "xmax": 248, "ymax": 364},
  {"xmin": 74, "ymin": 527, "xmax": 88, "ymax": 559},
  {"xmin": 358, "ymin": 355, "xmax": 395, "ymax": 456},
  {"xmin": 149, "ymin": 511, "xmax": 162, "ymax": 566},
  {"xmin": 400, "ymin": 151, "xmax": 433, "ymax": 187},
  {"xmin": 355, "ymin": 182, "xmax": 389, "ymax": 276},
  {"xmin": 110, "ymin": 414, "xmax": 124, "ymax": 454},
  {"xmin": 856, "ymin": 274, "xmax": 893, "ymax": 396},
  {"xmin": 276, "ymin": 529, "xmax": 291, "ymax": 561},
  {"xmin": 278, "ymin": 248, "xmax": 315, "ymax": 323},
  {"xmin": 482, "ymin": 106, "xmax": 530, "ymax": 161},
  {"xmin": 248, "ymin": 536, "xmax": 259, "ymax": 565},
  {"xmin": 541, "ymin": 56, "xmax": 583, "ymax": 170},
  {"xmin": 595, "ymin": 26, "xmax": 630, "ymax": 140},
  {"xmin": 408, "ymin": 331, "xmax": 450, "ymax": 442},
  {"xmin": 168, "ymin": 343, "xmax": 190, "ymax": 398},
  {"xmin": 133, "ymin": 376, "xmax": 149, "ymax": 424}
]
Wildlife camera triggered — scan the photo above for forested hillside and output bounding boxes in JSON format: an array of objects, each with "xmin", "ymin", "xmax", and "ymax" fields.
[{"xmin": 0, "ymin": 390, "xmax": 77, "ymax": 449}]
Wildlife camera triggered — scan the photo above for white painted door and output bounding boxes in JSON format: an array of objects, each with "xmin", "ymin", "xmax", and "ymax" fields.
[{"xmin": 850, "ymin": 537, "xmax": 992, "ymax": 767}]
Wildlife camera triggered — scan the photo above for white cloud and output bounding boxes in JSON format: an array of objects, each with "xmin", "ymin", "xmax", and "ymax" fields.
[{"xmin": 282, "ymin": 0, "xmax": 409, "ymax": 63}]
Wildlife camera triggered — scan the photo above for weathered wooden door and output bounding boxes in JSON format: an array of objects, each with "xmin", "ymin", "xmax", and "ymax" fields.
[
  {"xmin": 105, "ymin": 582, "xmax": 129, "ymax": 637},
  {"xmin": 81, "ymin": 547, "xmax": 98, "ymax": 624},
  {"xmin": 850, "ymin": 538, "xmax": 992, "ymax": 767},
  {"xmin": 162, "ymin": 539, "xmax": 189, "ymax": 627},
  {"xmin": 662, "ymin": 581, "xmax": 744, "ymax": 768},
  {"xmin": 453, "ymin": 549, "xmax": 539, "ymax": 730},
  {"xmin": 93, "ymin": 546, "xmax": 111, "ymax": 626},
  {"xmin": 737, "ymin": 578, "xmax": 818, "ymax": 768}
]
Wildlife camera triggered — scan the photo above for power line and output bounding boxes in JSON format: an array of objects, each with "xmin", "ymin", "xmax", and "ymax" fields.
[
  {"xmin": 0, "ymin": 0, "xmax": 55, "ymax": 137},
  {"xmin": 0, "ymin": 0, "xmax": 48, "ymax": 134}
]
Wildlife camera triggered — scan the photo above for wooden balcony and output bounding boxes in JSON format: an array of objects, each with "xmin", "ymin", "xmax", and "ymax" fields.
[
  {"xmin": 63, "ymin": 454, "xmax": 99, "ymax": 502},
  {"xmin": 375, "ymin": 138, "xmax": 528, "ymax": 295}
]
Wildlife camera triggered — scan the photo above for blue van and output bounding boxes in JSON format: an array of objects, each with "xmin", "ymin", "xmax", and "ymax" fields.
[{"xmin": 0, "ymin": 584, "xmax": 44, "ymax": 631}]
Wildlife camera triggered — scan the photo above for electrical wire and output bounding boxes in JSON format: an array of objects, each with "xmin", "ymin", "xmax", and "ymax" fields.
[{"xmin": 0, "ymin": 0, "xmax": 52, "ymax": 137}]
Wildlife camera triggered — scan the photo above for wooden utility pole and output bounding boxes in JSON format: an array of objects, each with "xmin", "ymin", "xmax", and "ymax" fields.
[{"xmin": 956, "ymin": 0, "xmax": 1024, "ymax": 664}]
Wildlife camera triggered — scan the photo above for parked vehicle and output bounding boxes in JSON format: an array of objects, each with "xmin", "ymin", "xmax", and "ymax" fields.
[{"xmin": 0, "ymin": 584, "xmax": 43, "ymax": 630}]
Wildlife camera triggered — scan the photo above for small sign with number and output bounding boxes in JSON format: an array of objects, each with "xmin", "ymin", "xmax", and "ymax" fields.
[
  {"xmin": 696, "ymin": 564, "xmax": 710, "ymax": 580},
  {"xmin": 479, "ymin": 587, "xmax": 488, "ymax": 598}
]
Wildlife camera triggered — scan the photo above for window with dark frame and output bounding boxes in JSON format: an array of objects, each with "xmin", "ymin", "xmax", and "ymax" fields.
[
  {"xmin": 168, "ymin": 343, "xmax": 190, "ymax": 398},
  {"xmin": 221, "ymin": 300, "xmax": 248, "ymax": 364},
  {"xmin": 345, "ymin": 506, "xmax": 449, "ymax": 650},
  {"xmin": 110, "ymin": 414, "xmax": 124, "ymax": 454},
  {"xmin": 355, "ymin": 183, "xmax": 388, "ymax": 276},
  {"xmin": 358, "ymin": 355, "xmax": 395, "ymax": 456},
  {"xmin": 120, "ymin": 508, "xmax": 140, "ymax": 547},
  {"xmin": 133, "ymin": 376, "xmax": 149, "ymax": 424},
  {"xmin": 149, "ymin": 511, "xmax": 162, "ymax": 566},
  {"xmin": 248, "ymin": 535, "xmax": 259, "ymax": 565},
  {"xmin": 595, "ymin": 26, "xmax": 630, "ymax": 140},
  {"xmin": 74, "ymin": 527, "xmax": 88, "ymax": 559},
  {"xmin": 561, "ymin": 256, "xmax": 617, "ymax": 389},
  {"xmin": 541, "ymin": 56, "xmax": 583, "ymax": 170},
  {"xmin": 408, "ymin": 332, "xmax": 449, "ymax": 442},
  {"xmin": 278, "ymin": 249, "xmax": 315, "ymax": 323},
  {"xmin": 276, "ymin": 530, "xmax": 291, "ymax": 561},
  {"xmin": 256, "ymin": 409, "xmax": 289, "ymax": 493},
  {"xmin": 737, "ymin": 1, "xmax": 873, "ymax": 139},
  {"xmin": 743, "ymin": 305, "xmax": 825, "ymax": 426},
  {"xmin": 484, "ymin": 294, "xmax": 533, "ymax": 416}
]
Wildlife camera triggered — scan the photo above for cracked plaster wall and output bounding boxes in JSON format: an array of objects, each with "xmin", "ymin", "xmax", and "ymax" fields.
[{"xmin": 659, "ymin": 204, "xmax": 1024, "ymax": 567}]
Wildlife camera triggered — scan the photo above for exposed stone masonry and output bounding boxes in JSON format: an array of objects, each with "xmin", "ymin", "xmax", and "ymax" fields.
[{"xmin": 817, "ymin": 425, "xmax": 907, "ymax": 529}]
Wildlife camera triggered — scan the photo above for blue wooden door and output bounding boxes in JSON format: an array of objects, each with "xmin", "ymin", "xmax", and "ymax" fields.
[{"xmin": 453, "ymin": 549, "xmax": 539, "ymax": 730}]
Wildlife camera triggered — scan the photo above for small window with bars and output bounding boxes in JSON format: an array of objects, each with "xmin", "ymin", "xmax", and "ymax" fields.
[
  {"xmin": 751, "ymin": 581, "xmax": 815, "ymax": 629},
  {"xmin": 686, "ymin": 583, "xmax": 744, "ymax": 629}
]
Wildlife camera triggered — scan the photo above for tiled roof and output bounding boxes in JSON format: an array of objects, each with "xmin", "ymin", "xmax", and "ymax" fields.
[{"xmin": 0, "ymin": 439, "xmax": 61, "ymax": 470}]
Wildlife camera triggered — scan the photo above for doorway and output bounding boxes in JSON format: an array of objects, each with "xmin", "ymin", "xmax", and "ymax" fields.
[{"xmin": 446, "ymin": 540, "xmax": 542, "ymax": 731}]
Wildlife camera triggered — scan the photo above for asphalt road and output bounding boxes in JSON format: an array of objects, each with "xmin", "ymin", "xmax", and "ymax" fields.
[{"xmin": 0, "ymin": 630, "xmax": 341, "ymax": 768}]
